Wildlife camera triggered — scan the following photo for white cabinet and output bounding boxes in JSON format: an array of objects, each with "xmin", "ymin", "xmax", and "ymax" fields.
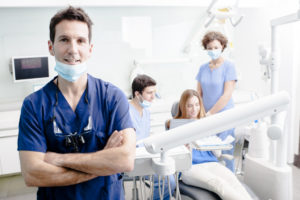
[
  {"xmin": 0, "ymin": 110, "xmax": 21, "ymax": 176},
  {"xmin": 0, "ymin": 134, "xmax": 20, "ymax": 175}
]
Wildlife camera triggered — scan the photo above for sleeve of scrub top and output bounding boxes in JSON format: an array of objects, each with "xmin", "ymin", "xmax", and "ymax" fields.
[
  {"xmin": 18, "ymin": 98, "xmax": 47, "ymax": 152},
  {"xmin": 128, "ymin": 106, "xmax": 138, "ymax": 132},
  {"xmin": 106, "ymin": 85, "xmax": 134, "ymax": 133},
  {"xmin": 195, "ymin": 63, "xmax": 205, "ymax": 81},
  {"xmin": 225, "ymin": 62, "xmax": 237, "ymax": 82}
]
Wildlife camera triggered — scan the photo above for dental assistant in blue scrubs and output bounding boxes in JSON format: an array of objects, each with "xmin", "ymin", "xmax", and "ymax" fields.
[
  {"xmin": 129, "ymin": 74, "xmax": 156, "ymax": 146},
  {"xmin": 129, "ymin": 74, "xmax": 176, "ymax": 199},
  {"xmin": 196, "ymin": 31, "xmax": 237, "ymax": 172},
  {"xmin": 17, "ymin": 6, "xmax": 136, "ymax": 200}
]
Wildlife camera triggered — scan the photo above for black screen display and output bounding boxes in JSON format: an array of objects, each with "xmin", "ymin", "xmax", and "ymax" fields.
[{"xmin": 13, "ymin": 57, "xmax": 49, "ymax": 81}]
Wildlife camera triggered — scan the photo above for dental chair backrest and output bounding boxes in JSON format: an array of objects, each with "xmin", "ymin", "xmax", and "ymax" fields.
[
  {"xmin": 165, "ymin": 101, "xmax": 179, "ymax": 131},
  {"xmin": 171, "ymin": 101, "xmax": 179, "ymax": 118}
]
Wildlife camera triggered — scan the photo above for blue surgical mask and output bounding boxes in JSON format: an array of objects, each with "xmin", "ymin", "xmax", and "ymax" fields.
[
  {"xmin": 54, "ymin": 60, "xmax": 87, "ymax": 82},
  {"xmin": 138, "ymin": 95, "xmax": 152, "ymax": 108},
  {"xmin": 140, "ymin": 100, "xmax": 152, "ymax": 108},
  {"xmin": 207, "ymin": 49, "xmax": 222, "ymax": 60}
]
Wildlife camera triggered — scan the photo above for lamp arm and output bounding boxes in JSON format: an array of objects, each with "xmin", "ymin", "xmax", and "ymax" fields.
[{"xmin": 144, "ymin": 91, "xmax": 289, "ymax": 154}]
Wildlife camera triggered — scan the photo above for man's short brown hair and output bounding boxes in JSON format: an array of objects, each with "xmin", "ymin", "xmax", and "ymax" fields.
[
  {"xmin": 49, "ymin": 6, "xmax": 93, "ymax": 43},
  {"xmin": 132, "ymin": 75, "xmax": 156, "ymax": 98}
]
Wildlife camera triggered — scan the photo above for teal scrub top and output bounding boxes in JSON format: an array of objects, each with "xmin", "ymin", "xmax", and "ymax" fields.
[
  {"xmin": 129, "ymin": 103, "xmax": 150, "ymax": 146},
  {"xmin": 195, "ymin": 60, "xmax": 237, "ymax": 112}
]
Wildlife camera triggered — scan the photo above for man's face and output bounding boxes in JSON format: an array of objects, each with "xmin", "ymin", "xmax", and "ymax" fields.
[
  {"xmin": 141, "ymin": 85, "xmax": 156, "ymax": 103},
  {"xmin": 48, "ymin": 20, "xmax": 93, "ymax": 65}
]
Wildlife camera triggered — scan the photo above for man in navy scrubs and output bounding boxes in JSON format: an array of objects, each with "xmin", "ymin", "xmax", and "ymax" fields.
[{"xmin": 18, "ymin": 6, "xmax": 136, "ymax": 200}]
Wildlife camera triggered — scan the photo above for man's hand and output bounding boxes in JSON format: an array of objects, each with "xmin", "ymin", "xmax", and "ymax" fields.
[
  {"xmin": 104, "ymin": 130, "xmax": 124, "ymax": 149},
  {"xmin": 40, "ymin": 128, "xmax": 135, "ymax": 176},
  {"xmin": 44, "ymin": 130, "xmax": 125, "ymax": 168},
  {"xmin": 44, "ymin": 152, "xmax": 62, "ymax": 167}
]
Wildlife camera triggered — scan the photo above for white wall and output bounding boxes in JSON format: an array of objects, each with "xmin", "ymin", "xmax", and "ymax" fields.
[
  {"xmin": 233, "ymin": 8, "xmax": 271, "ymax": 97},
  {"xmin": 0, "ymin": 8, "xmax": 53, "ymax": 103},
  {"xmin": 0, "ymin": 3, "xmax": 298, "ymax": 147},
  {"xmin": 0, "ymin": 7, "xmax": 208, "ymax": 104},
  {"xmin": 277, "ymin": 22, "xmax": 300, "ymax": 162},
  {"xmin": 0, "ymin": 6, "xmax": 282, "ymax": 104}
]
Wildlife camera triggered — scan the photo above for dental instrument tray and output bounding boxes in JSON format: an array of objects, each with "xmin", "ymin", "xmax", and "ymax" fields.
[{"xmin": 191, "ymin": 135, "xmax": 234, "ymax": 151}]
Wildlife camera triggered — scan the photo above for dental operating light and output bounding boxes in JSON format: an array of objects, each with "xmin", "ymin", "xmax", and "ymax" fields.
[{"xmin": 143, "ymin": 91, "xmax": 289, "ymax": 154}]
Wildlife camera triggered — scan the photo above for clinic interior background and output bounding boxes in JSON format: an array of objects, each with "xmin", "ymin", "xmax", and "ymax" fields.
[{"xmin": 0, "ymin": 1, "xmax": 299, "ymax": 162}]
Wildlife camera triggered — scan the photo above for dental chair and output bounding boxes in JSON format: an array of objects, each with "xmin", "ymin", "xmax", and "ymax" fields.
[{"xmin": 168, "ymin": 102, "xmax": 259, "ymax": 200}]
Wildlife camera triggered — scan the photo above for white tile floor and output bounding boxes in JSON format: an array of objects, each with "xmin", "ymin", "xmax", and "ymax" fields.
[{"xmin": 0, "ymin": 175, "xmax": 36, "ymax": 200}]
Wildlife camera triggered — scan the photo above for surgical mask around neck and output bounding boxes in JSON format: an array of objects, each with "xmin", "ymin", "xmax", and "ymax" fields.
[
  {"xmin": 55, "ymin": 60, "xmax": 87, "ymax": 82},
  {"xmin": 207, "ymin": 49, "xmax": 222, "ymax": 60},
  {"xmin": 138, "ymin": 95, "xmax": 152, "ymax": 108},
  {"xmin": 140, "ymin": 100, "xmax": 152, "ymax": 108}
]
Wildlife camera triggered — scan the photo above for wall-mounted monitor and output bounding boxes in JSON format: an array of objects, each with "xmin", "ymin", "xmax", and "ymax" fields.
[{"xmin": 12, "ymin": 56, "xmax": 50, "ymax": 83}]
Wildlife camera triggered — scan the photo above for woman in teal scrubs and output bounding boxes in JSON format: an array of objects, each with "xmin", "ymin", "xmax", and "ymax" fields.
[{"xmin": 196, "ymin": 31, "xmax": 237, "ymax": 172}]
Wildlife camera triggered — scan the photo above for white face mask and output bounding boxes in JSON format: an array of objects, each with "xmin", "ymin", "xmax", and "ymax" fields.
[
  {"xmin": 207, "ymin": 49, "xmax": 222, "ymax": 60},
  {"xmin": 54, "ymin": 60, "xmax": 87, "ymax": 82}
]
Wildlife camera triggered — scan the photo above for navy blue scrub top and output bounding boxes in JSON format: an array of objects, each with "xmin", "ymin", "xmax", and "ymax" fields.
[{"xmin": 18, "ymin": 74, "xmax": 134, "ymax": 200}]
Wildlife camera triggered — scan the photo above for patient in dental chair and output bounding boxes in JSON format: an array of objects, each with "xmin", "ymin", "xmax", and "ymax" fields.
[{"xmin": 166, "ymin": 89, "xmax": 252, "ymax": 200}]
